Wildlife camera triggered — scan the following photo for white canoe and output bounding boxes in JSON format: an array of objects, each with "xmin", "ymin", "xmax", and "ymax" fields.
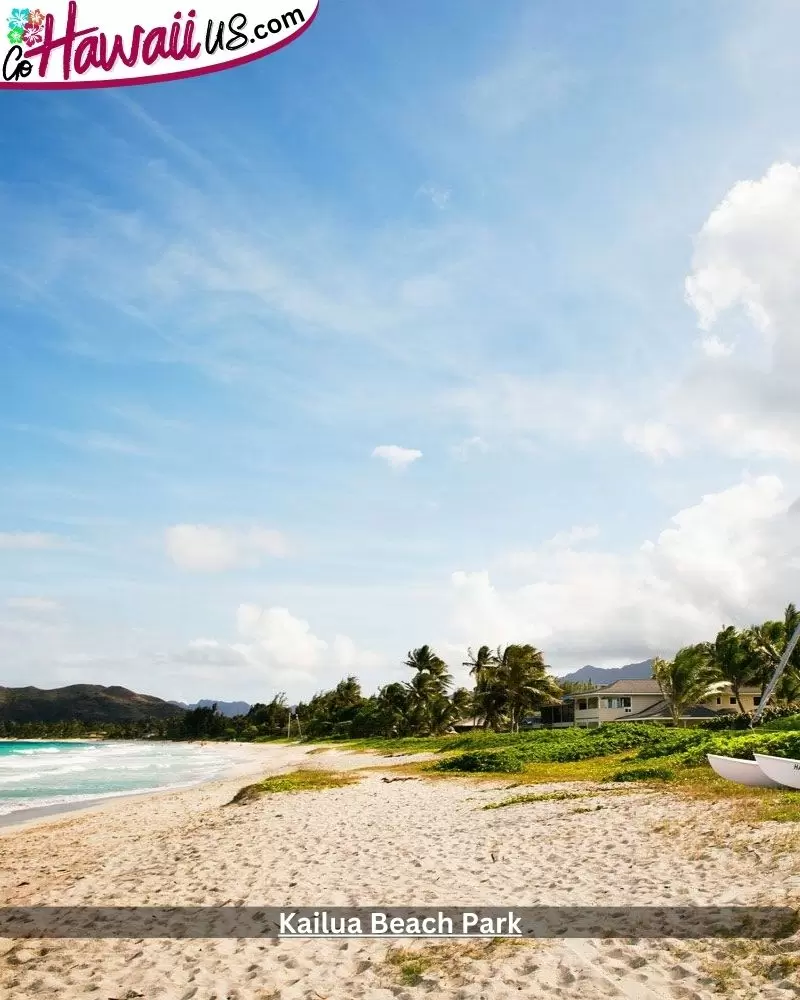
[
  {"xmin": 707, "ymin": 754, "xmax": 784, "ymax": 787},
  {"xmin": 753, "ymin": 752, "xmax": 800, "ymax": 790}
]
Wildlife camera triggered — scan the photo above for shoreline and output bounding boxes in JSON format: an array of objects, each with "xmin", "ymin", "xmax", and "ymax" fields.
[{"xmin": 0, "ymin": 740, "xmax": 283, "ymax": 834}]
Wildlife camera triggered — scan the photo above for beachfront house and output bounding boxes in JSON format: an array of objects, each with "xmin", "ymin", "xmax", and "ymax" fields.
[{"xmin": 540, "ymin": 678, "xmax": 765, "ymax": 728}]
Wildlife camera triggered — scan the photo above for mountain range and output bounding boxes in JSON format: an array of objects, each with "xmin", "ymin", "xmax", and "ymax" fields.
[
  {"xmin": 556, "ymin": 660, "xmax": 654, "ymax": 687},
  {"xmin": 171, "ymin": 699, "xmax": 251, "ymax": 718},
  {"xmin": 0, "ymin": 685, "xmax": 183, "ymax": 724}
]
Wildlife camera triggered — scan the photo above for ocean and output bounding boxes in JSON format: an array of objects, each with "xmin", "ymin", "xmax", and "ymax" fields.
[{"xmin": 0, "ymin": 740, "xmax": 237, "ymax": 820}]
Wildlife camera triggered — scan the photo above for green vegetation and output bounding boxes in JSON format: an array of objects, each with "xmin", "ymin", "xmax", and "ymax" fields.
[
  {"xmin": 607, "ymin": 765, "xmax": 675, "ymax": 782},
  {"xmin": 381, "ymin": 939, "xmax": 531, "ymax": 988},
  {"xmin": 430, "ymin": 722, "xmax": 706, "ymax": 773},
  {"xmin": 5, "ymin": 602, "xmax": 800, "ymax": 744},
  {"xmin": 484, "ymin": 790, "xmax": 605, "ymax": 809},
  {"xmin": 228, "ymin": 769, "xmax": 358, "ymax": 804}
]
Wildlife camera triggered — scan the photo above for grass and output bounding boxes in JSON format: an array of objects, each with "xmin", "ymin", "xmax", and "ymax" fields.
[
  {"xmin": 484, "ymin": 790, "xmax": 594, "ymax": 809},
  {"xmin": 696, "ymin": 934, "xmax": 800, "ymax": 995},
  {"xmin": 380, "ymin": 938, "xmax": 533, "ymax": 987},
  {"xmin": 227, "ymin": 769, "xmax": 359, "ymax": 804},
  {"xmin": 483, "ymin": 789, "xmax": 629, "ymax": 809},
  {"xmin": 264, "ymin": 722, "xmax": 800, "ymax": 825}
]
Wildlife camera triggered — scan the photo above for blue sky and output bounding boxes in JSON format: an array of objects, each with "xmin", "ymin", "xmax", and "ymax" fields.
[{"xmin": 3, "ymin": 0, "xmax": 800, "ymax": 702}]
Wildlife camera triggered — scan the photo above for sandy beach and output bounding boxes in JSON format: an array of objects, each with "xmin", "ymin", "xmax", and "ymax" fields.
[{"xmin": 1, "ymin": 743, "xmax": 799, "ymax": 1000}]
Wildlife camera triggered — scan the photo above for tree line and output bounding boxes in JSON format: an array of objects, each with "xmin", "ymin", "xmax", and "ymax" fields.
[
  {"xmin": 3, "ymin": 604, "xmax": 799, "ymax": 741},
  {"xmin": 652, "ymin": 603, "xmax": 800, "ymax": 724}
]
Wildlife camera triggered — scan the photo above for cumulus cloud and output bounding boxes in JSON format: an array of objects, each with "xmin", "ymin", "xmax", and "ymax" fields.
[
  {"xmin": 167, "ymin": 605, "xmax": 386, "ymax": 700},
  {"xmin": 446, "ymin": 475, "xmax": 800, "ymax": 670},
  {"xmin": 671, "ymin": 162, "xmax": 800, "ymax": 459},
  {"xmin": 371, "ymin": 445, "xmax": 423, "ymax": 470},
  {"xmin": 165, "ymin": 524, "xmax": 290, "ymax": 572},
  {"xmin": 697, "ymin": 334, "xmax": 734, "ymax": 359}
]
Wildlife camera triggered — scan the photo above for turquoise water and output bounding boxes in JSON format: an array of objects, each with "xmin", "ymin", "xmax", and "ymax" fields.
[{"xmin": 0, "ymin": 740, "xmax": 236, "ymax": 818}]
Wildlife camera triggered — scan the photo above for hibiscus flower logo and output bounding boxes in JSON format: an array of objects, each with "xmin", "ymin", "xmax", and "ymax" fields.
[
  {"xmin": 7, "ymin": 6, "xmax": 29, "ymax": 30},
  {"xmin": 22, "ymin": 19, "xmax": 40, "ymax": 44},
  {"xmin": 6, "ymin": 7, "xmax": 47, "ymax": 46}
]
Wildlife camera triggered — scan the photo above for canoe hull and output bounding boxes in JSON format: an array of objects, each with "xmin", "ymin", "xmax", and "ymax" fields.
[
  {"xmin": 707, "ymin": 754, "xmax": 784, "ymax": 787},
  {"xmin": 753, "ymin": 753, "xmax": 800, "ymax": 790}
]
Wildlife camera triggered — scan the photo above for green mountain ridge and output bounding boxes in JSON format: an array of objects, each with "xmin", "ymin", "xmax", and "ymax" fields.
[{"xmin": 0, "ymin": 684, "xmax": 183, "ymax": 724}]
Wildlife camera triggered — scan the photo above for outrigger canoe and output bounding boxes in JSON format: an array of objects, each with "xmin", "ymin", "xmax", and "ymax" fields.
[
  {"xmin": 706, "ymin": 753, "xmax": 785, "ymax": 788},
  {"xmin": 752, "ymin": 752, "xmax": 800, "ymax": 790}
]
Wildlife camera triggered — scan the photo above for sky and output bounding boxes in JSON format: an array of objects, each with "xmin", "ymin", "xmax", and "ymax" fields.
[{"xmin": 3, "ymin": 0, "xmax": 800, "ymax": 703}]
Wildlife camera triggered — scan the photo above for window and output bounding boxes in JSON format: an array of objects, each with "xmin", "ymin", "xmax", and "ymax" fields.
[
  {"xmin": 753, "ymin": 696, "xmax": 761, "ymax": 706},
  {"xmin": 716, "ymin": 697, "xmax": 721, "ymax": 705},
  {"xmin": 730, "ymin": 698, "xmax": 737, "ymax": 705},
  {"xmin": 588, "ymin": 697, "xmax": 598, "ymax": 709},
  {"xmin": 577, "ymin": 699, "xmax": 587, "ymax": 711},
  {"xmin": 604, "ymin": 697, "xmax": 632, "ymax": 709}
]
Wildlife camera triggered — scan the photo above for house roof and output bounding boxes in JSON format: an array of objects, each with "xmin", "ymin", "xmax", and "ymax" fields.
[
  {"xmin": 623, "ymin": 700, "xmax": 720, "ymax": 721},
  {"xmin": 581, "ymin": 678, "xmax": 662, "ymax": 696}
]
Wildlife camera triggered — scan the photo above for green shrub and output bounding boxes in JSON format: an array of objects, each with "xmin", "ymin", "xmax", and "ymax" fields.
[
  {"xmin": 677, "ymin": 731, "xmax": 800, "ymax": 767},
  {"xmin": 699, "ymin": 706, "xmax": 800, "ymax": 731},
  {"xmin": 759, "ymin": 714, "xmax": 800, "ymax": 733},
  {"xmin": 434, "ymin": 749, "xmax": 524, "ymax": 773},
  {"xmin": 608, "ymin": 766, "xmax": 674, "ymax": 783}
]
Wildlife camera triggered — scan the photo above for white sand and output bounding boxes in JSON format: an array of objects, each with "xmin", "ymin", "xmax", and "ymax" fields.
[{"xmin": 1, "ymin": 743, "xmax": 799, "ymax": 999}]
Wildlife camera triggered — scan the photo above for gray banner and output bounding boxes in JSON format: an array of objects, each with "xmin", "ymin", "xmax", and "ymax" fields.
[{"xmin": 0, "ymin": 906, "xmax": 796, "ymax": 939}]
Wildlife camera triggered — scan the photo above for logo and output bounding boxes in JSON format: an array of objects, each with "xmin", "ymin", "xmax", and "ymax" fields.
[{"xmin": 2, "ymin": 1, "xmax": 318, "ymax": 89}]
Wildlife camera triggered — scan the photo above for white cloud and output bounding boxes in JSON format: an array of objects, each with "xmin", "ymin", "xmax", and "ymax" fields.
[
  {"xmin": 371, "ymin": 445, "xmax": 423, "ymax": 470},
  {"xmin": 165, "ymin": 524, "xmax": 290, "ymax": 572},
  {"xmin": 235, "ymin": 605, "xmax": 328, "ymax": 671},
  {"xmin": 331, "ymin": 634, "xmax": 385, "ymax": 672},
  {"xmin": 0, "ymin": 532, "xmax": 65, "ymax": 550},
  {"xmin": 685, "ymin": 163, "xmax": 800, "ymax": 335},
  {"xmin": 167, "ymin": 605, "xmax": 386, "ymax": 699},
  {"xmin": 446, "ymin": 475, "xmax": 800, "ymax": 670},
  {"xmin": 668, "ymin": 162, "xmax": 800, "ymax": 460},
  {"xmin": 698, "ymin": 334, "xmax": 734, "ymax": 358},
  {"xmin": 6, "ymin": 597, "xmax": 61, "ymax": 613},
  {"xmin": 623, "ymin": 421, "xmax": 683, "ymax": 460}
]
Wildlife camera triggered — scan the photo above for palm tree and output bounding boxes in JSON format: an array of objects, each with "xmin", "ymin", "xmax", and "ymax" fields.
[
  {"xmin": 744, "ymin": 604, "xmax": 800, "ymax": 699},
  {"xmin": 376, "ymin": 682, "xmax": 413, "ymax": 736},
  {"xmin": 472, "ymin": 673, "xmax": 508, "ymax": 731},
  {"xmin": 404, "ymin": 645, "xmax": 452, "ymax": 734},
  {"xmin": 652, "ymin": 645, "xmax": 724, "ymax": 725},
  {"xmin": 463, "ymin": 645, "xmax": 495, "ymax": 681},
  {"xmin": 494, "ymin": 644, "xmax": 562, "ymax": 732},
  {"xmin": 405, "ymin": 645, "xmax": 452, "ymax": 686},
  {"xmin": 710, "ymin": 626, "xmax": 755, "ymax": 713}
]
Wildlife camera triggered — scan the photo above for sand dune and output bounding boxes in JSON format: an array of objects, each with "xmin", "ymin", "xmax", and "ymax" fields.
[{"xmin": 1, "ymin": 743, "xmax": 799, "ymax": 999}]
